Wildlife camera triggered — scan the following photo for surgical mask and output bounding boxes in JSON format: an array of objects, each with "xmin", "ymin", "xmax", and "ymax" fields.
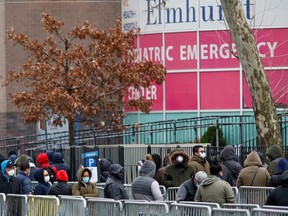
[
  {"xmin": 7, "ymin": 169, "xmax": 15, "ymax": 176},
  {"xmin": 82, "ymin": 177, "xmax": 90, "ymax": 183},
  {"xmin": 176, "ymin": 155, "xmax": 184, "ymax": 163},
  {"xmin": 44, "ymin": 176, "xmax": 50, "ymax": 182},
  {"xmin": 199, "ymin": 152, "xmax": 206, "ymax": 158}
]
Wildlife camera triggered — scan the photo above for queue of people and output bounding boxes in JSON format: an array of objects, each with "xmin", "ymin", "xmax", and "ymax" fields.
[{"xmin": 0, "ymin": 144, "xmax": 287, "ymax": 207}]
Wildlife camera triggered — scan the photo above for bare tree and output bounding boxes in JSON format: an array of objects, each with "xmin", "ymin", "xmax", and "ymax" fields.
[
  {"xmin": 220, "ymin": 0, "xmax": 282, "ymax": 150},
  {"xmin": 2, "ymin": 13, "xmax": 166, "ymax": 146}
]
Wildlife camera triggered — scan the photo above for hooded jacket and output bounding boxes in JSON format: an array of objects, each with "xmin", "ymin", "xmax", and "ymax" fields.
[
  {"xmin": 132, "ymin": 160, "xmax": 163, "ymax": 201},
  {"xmin": 236, "ymin": 151, "xmax": 270, "ymax": 188},
  {"xmin": 52, "ymin": 152, "xmax": 70, "ymax": 176},
  {"xmin": 33, "ymin": 168, "xmax": 51, "ymax": 195},
  {"xmin": 266, "ymin": 145, "xmax": 283, "ymax": 176},
  {"xmin": 104, "ymin": 164, "xmax": 128, "ymax": 200},
  {"xmin": 0, "ymin": 160, "xmax": 22, "ymax": 195},
  {"xmin": 72, "ymin": 167, "xmax": 98, "ymax": 197},
  {"xmin": 15, "ymin": 154, "xmax": 37, "ymax": 181},
  {"xmin": 99, "ymin": 158, "xmax": 112, "ymax": 183},
  {"xmin": 163, "ymin": 151, "xmax": 194, "ymax": 188},
  {"xmin": 266, "ymin": 170, "xmax": 288, "ymax": 206},
  {"xmin": 220, "ymin": 145, "xmax": 243, "ymax": 186},
  {"xmin": 195, "ymin": 175, "xmax": 234, "ymax": 205}
]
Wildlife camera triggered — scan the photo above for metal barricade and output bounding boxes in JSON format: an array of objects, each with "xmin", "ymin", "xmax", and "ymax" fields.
[
  {"xmin": 212, "ymin": 208, "xmax": 251, "ymax": 216},
  {"xmin": 59, "ymin": 196, "xmax": 86, "ymax": 216},
  {"xmin": 231, "ymin": 186, "xmax": 239, "ymax": 203},
  {"xmin": 251, "ymin": 208, "xmax": 288, "ymax": 216},
  {"xmin": 238, "ymin": 186, "xmax": 274, "ymax": 206},
  {"xmin": 180, "ymin": 201, "xmax": 220, "ymax": 208},
  {"xmin": 262, "ymin": 205, "xmax": 288, "ymax": 211},
  {"xmin": 169, "ymin": 203, "xmax": 212, "ymax": 216},
  {"xmin": 123, "ymin": 201, "xmax": 169, "ymax": 216},
  {"xmin": 166, "ymin": 187, "xmax": 179, "ymax": 201},
  {"xmin": 87, "ymin": 198, "xmax": 122, "ymax": 216},
  {"xmin": 221, "ymin": 203, "xmax": 260, "ymax": 213},
  {"xmin": 96, "ymin": 186, "xmax": 105, "ymax": 198},
  {"xmin": 6, "ymin": 194, "xmax": 28, "ymax": 216},
  {"xmin": 0, "ymin": 193, "xmax": 5, "ymax": 216},
  {"xmin": 28, "ymin": 195, "xmax": 60, "ymax": 216}
]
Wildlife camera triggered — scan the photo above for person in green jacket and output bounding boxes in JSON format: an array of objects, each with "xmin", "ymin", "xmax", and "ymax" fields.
[
  {"xmin": 195, "ymin": 160, "xmax": 234, "ymax": 205},
  {"xmin": 162, "ymin": 150, "xmax": 194, "ymax": 188},
  {"xmin": 266, "ymin": 144, "xmax": 283, "ymax": 176}
]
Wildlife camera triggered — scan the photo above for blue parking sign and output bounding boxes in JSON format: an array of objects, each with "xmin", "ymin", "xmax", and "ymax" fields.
[{"xmin": 85, "ymin": 157, "xmax": 97, "ymax": 167}]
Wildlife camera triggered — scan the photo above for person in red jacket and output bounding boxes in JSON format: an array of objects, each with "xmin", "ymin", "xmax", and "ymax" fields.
[{"xmin": 36, "ymin": 153, "xmax": 57, "ymax": 184}]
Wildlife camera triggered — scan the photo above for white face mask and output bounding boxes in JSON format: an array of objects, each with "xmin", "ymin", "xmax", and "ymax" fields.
[
  {"xmin": 176, "ymin": 155, "xmax": 184, "ymax": 163},
  {"xmin": 44, "ymin": 176, "xmax": 50, "ymax": 182},
  {"xmin": 199, "ymin": 152, "xmax": 206, "ymax": 158},
  {"xmin": 7, "ymin": 169, "xmax": 15, "ymax": 177}
]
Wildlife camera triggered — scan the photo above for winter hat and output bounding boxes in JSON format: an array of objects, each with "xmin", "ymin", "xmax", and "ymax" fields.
[
  {"xmin": 56, "ymin": 170, "xmax": 69, "ymax": 182},
  {"xmin": 276, "ymin": 159, "xmax": 288, "ymax": 173},
  {"xmin": 194, "ymin": 171, "xmax": 208, "ymax": 183},
  {"xmin": 37, "ymin": 153, "xmax": 50, "ymax": 167}
]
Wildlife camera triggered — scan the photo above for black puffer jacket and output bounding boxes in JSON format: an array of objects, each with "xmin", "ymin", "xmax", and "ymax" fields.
[
  {"xmin": 100, "ymin": 158, "xmax": 112, "ymax": 183},
  {"xmin": 52, "ymin": 152, "xmax": 70, "ymax": 176},
  {"xmin": 48, "ymin": 182, "xmax": 72, "ymax": 196}
]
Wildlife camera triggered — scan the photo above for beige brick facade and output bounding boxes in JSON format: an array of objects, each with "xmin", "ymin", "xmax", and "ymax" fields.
[{"xmin": 0, "ymin": 0, "xmax": 121, "ymax": 137}]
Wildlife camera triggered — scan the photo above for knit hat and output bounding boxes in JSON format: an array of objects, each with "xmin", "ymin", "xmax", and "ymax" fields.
[
  {"xmin": 276, "ymin": 159, "xmax": 288, "ymax": 173},
  {"xmin": 194, "ymin": 171, "xmax": 208, "ymax": 183},
  {"xmin": 56, "ymin": 170, "xmax": 69, "ymax": 182}
]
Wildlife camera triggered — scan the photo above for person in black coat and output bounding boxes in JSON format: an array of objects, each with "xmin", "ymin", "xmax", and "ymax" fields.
[
  {"xmin": 0, "ymin": 160, "xmax": 22, "ymax": 195},
  {"xmin": 268, "ymin": 158, "xmax": 288, "ymax": 187},
  {"xmin": 48, "ymin": 170, "xmax": 72, "ymax": 196},
  {"xmin": 266, "ymin": 170, "xmax": 288, "ymax": 206},
  {"xmin": 104, "ymin": 164, "xmax": 128, "ymax": 200},
  {"xmin": 99, "ymin": 158, "xmax": 112, "ymax": 183},
  {"xmin": 52, "ymin": 152, "xmax": 70, "ymax": 176},
  {"xmin": 34, "ymin": 168, "xmax": 51, "ymax": 195}
]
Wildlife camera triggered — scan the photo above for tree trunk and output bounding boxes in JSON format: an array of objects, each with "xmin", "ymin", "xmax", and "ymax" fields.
[
  {"xmin": 220, "ymin": 0, "xmax": 282, "ymax": 151},
  {"xmin": 69, "ymin": 120, "xmax": 75, "ymax": 146}
]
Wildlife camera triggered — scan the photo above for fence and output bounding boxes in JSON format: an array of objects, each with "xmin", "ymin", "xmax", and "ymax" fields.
[
  {"xmin": 2, "ymin": 114, "xmax": 288, "ymax": 156},
  {"xmin": 1, "ymin": 193, "xmax": 288, "ymax": 216}
]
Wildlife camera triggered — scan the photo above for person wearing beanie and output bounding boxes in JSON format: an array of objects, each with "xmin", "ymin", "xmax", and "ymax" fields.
[
  {"xmin": 266, "ymin": 170, "xmax": 288, "ymax": 206},
  {"xmin": 48, "ymin": 170, "xmax": 72, "ymax": 196},
  {"xmin": 195, "ymin": 160, "xmax": 234, "ymax": 205},
  {"xmin": 268, "ymin": 158, "xmax": 288, "ymax": 187},
  {"xmin": 0, "ymin": 160, "xmax": 22, "ymax": 194},
  {"xmin": 176, "ymin": 171, "xmax": 208, "ymax": 202},
  {"xmin": 132, "ymin": 160, "xmax": 163, "ymax": 201},
  {"xmin": 104, "ymin": 164, "xmax": 128, "ymax": 200}
]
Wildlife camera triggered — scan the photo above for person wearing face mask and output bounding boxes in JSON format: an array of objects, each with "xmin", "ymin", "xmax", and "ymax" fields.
[
  {"xmin": 189, "ymin": 145, "xmax": 210, "ymax": 176},
  {"xmin": 104, "ymin": 164, "xmax": 128, "ymax": 200},
  {"xmin": 176, "ymin": 171, "xmax": 208, "ymax": 202},
  {"xmin": 163, "ymin": 150, "xmax": 194, "ymax": 188},
  {"xmin": 0, "ymin": 159, "xmax": 22, "ymax": 194},
  {"xmin": 16, "ymin": 161, "xmax": 32, "ymax": 194},
  {"xmin": 72, "ymin": 167, "xmax": 98, "ymax": 197},
  {"xmin": 33, "ymin": 168, "xmax": 51, "ymax": 195}
]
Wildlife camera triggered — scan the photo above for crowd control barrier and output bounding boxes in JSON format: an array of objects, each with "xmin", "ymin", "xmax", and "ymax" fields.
[
  {"xmin": 180, "ymin": 201, "xmax": 220, "ymax": 208},
  {"xmin": 59, "ymin": 196, "xmax": 86, "ymax": 216},
  {"xmin": 122, "ymin": 201, "xmax": 169, "ymax": 216},
  {"xmin": 231, "ymin": 186, "xmax": 239, "ymax": 203},
  {"xmin": 86, "ymin": 198, "xmax": 122, "ymax": 216},
  {"xmin": 28, "ymin": 195, "xmax": 59, "ymax": 216},
  {"xmin": 221, "ymin": 203, "xmax": 260, "ymax": 214},
  {"xmin": 166, "ymin": 187, "xmax": 179, "ymax": 201},
  {"xmin": 262, "ymin": 205, "xmax": 288, "ymax": 211},
  {"xmin": 251, "ymin": 208, "xmax": 288, "ymax": 216},
  {"xmin": 238, "ymin": 186, "xmax": 274, "ymax": 206},
  {"xmin": 212, "ymin": 208, "xmax": 251, "ymax": 216},
  {"xmin": 169, "ymin": 203, "xmax": 212, "ymax": 216},
  {"xmin": 0, "ymin": 193, "xmax": 5, "ymax": 216},
  {"xmin": 6, "ymin": 194, "xmax": 27, "ymax": 216}
]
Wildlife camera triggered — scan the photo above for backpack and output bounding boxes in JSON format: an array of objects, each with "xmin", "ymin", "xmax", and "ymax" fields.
[{"xmin": 223, "ymin": 162, "xmax": 239, "ymax": 186}]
